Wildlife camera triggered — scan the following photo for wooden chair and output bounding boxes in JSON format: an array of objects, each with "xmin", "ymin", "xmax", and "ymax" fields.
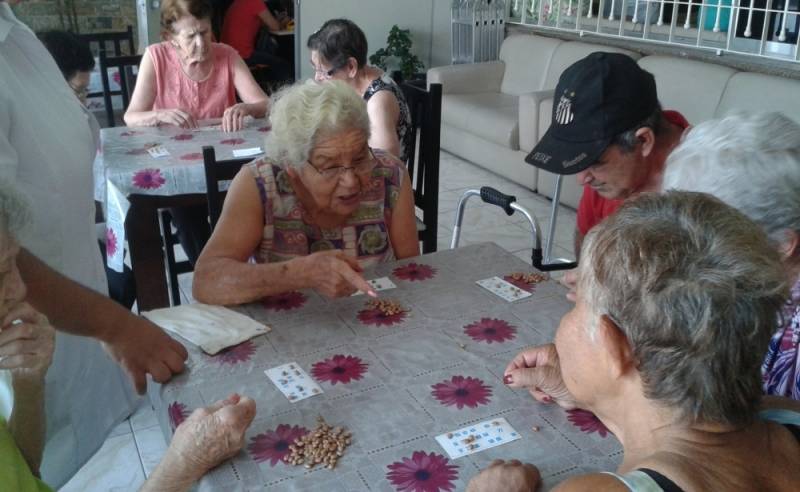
[
  {"xmin": 78, "ymin": 26, "xmax": 135, "ymax": 101},
  {"xmin": 400, "ymin": 81, "xmax": 443, "ymax": 254},
  {"xmin": 202, "ymin": 145, "xmax": 252, "ymax": 230},
  {"xmin": 158, "ymin": 210, "xmax": 195, "ymax": 306},
  {"xmin": 97, "ymin": 52, "xmax": 142, "ymax": 127}
]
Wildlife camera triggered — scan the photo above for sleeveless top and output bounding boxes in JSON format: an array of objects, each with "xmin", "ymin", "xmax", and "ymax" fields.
[
  {"xmin": 602, "ymin": 408, "xmax": 800, "ymax": 492},
  {"xmin": 363, "ymin": 73, "xmax": 412, "ymax": 162},
  {"xmin": 248, "ymin": 149, "xmax": 403, "ymax": 268},
  {"xmin": 148, "ymin": 42, "xmax": 237, "ymax": 120}
]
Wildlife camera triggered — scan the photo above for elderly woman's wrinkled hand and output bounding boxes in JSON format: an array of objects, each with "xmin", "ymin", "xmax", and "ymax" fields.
[
  {"xmin": 467, "ymin": 459, "xmax": 541, "ymax": 492},
  {"xmin": 300, "ymin": 250, "xmax": 376, "ymax": 298},
  {"xmin": 504, "ymin": 344, "xmax": 577, "ymax": 409},
  {"xmin": 168, "ymin": 393, "xmax": 256, "ymax": 477},
  {"xmin": 222, "ymin": 103, "xmax": 250, "ymax": 132},
  {"xmin": 157, "ymin": 108, "xmax": 198, "ymax": 129},
  {"xmin": 0, "ymin": 302, "xmax": 54, "ymax": 380}
]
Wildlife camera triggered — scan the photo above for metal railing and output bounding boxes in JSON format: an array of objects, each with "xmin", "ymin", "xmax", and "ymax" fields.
[
  {"xmin": 507, "ymin": 0, "xmax": 800, "ymax": 63},
  {"xmin": 452, "ymin": 0, "xmax": 508, "ymax": 63}
]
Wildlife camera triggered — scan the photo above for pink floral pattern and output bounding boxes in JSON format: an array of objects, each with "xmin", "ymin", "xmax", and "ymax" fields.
[
  {"xmin": 172, "ymin": 133, "xmax": 194, "ymax": 141},
  {"xmin": 566, "ymin": 409, "xmax": 610, "ymax": 437},
  {"xmin": 180, "ymin": 152, "xmax": 203, "ymax": 161},
  {"xmin": 262, "ymin": 291, "xmax": 307, "ymax": 311},
  {"xmin": 386, "ymin": 451, "xmax": 458, "ymax": 492},
  {"xmin": 431, "ymin": 376, "xmax": 492, "ymax": 409},
  {"xmin": 357, "ymin": 307, "xmax": 408, "ymax": 327},
  {"xmin": 257, "ymin": 125, "xmax": 271, "ymax": 132},
  {"xmin": 213, "ymin": 340, "xmax": 256, "ymax": 365},
  {"xmin": 132, "ymin": 168, "xmax": 166, "ymax": 189},
  {"xmin": 168, "ymin": 401, "xmax": 189, "ymax": 431},
  {"xmin": 106, "ymin": 227, "xmax": 118, "ymax": 257},
  {"xmin": 248, "ymin": 424, "xmax": 309, "ymax": 466},
  {"xmin": 311, "ymin": 354, "xmax": 368, "ymax": 385},
  {"xmin": 220, "ymin": 138, "xmax": 246, "ymax": 145},
  {"xmin": 393, "ymin": 263, "xmax": 437, "ymax": 282},
  {"xmin": 463, "ymin": 318, "xmax": 516, "ymax": 344}
]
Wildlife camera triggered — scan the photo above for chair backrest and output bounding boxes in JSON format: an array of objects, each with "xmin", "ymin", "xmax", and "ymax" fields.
[
  {"xmin": 401, "ymin": 81, "xmax": 442, "ymax": 253},
  {"xmin": 78, "ymin": 26, "xmax": 135, "ymax": 58},
  {"xmin": 98, "ymin": 52, "xmax": 142, "ymax": 127},
  {"xmin": 202, "ymin": 145, "xmax": 253, "ymax": 230}
]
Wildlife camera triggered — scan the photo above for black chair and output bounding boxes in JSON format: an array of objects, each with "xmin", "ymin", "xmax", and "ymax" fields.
[
  {"xmin": 78, "ymin": 25, "xmax": 135, "ymax": 58},
  {"xmin": 98, "ymin": 52, "xmax": 142, "ymax": 127},
  {"xmin": 202, "ymin": 145, "xmax": 252, "ymax": 230},
  {"xmin": 159, "ymin": 210, "xmax": 195, "ymax": 306},
  {"xmin": 400, "ymin": 81, "xmax": 442, "ymax": 254}
]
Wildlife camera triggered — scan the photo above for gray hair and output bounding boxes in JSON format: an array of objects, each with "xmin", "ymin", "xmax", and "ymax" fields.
[
  {"xmin": 0, "ymin": 177, "xmax": 31, "ymax": 235},
  {"xmin": 663, "ymin": 112, "xmax": 800, "ymax": 248},
  {"xmin": 579, "ymin": 191, "xmax": 787, "ymax": 426},
  {"xmin": 264, "ymin": 80, "xmax": 371, "ymax": 167}
]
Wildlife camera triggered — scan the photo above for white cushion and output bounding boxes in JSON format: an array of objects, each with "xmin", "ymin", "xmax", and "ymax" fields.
[
  {"xmin": 499, "ymin": 34, "xmax": 563, "ymax": 95},
  {"xmin": 716, "ymin": 72, "xmax": 800, "ymax": 125},
  {"xmin": 442, "ymin": 92, "xmax": 520, "ymax": 149}
]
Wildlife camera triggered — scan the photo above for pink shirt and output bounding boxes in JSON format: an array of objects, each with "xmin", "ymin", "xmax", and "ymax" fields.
[{"xmin": 148, "ymin": 42, "xmax": 237, "ymax": 120}]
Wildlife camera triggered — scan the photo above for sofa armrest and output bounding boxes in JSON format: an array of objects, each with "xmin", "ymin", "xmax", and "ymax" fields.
[
  {"xmin": 427, "ymin": 61, "xmax": 505, "ymax": 94},
  {"xmin": 518, "ymin": 89, "xmax": 555, "ymax": 152}
]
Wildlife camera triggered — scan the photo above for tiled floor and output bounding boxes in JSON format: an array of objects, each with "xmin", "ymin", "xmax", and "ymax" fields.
[{"xmin": 60, "ymin": 150, "xmax": 577, "ymax": 490}]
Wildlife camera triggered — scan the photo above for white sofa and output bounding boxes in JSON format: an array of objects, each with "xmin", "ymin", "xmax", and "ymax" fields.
[{"xmin": 429, "ymin": 34, "xmax": 800, "ymax": 209}]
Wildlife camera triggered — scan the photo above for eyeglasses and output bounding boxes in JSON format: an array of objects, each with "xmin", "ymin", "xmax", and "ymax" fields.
[
  {"xmin": 312, "ymin": 63, "xmax": 344, "ymax": 79},
  {"xmin": 307, "ymin": 148, "xmax": 377, "ymax": 181}
]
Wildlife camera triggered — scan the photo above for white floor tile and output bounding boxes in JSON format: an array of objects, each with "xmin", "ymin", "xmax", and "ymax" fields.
[
  {"xmin": 60, "ymin": 433, "xmax": 145, "ymax": 492},
  {"xmin": 133, "ymin": 425, "xmax": 169, "ymax": 479}
]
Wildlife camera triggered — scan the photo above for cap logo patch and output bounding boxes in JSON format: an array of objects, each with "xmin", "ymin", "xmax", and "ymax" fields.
[{"xmin": 555, "ymin": 93, "xmax": 574, "ymax": 125}]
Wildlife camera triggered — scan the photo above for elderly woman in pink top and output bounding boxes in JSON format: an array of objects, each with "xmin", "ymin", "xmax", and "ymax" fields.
[{"xmin": 125, "ymin": 0, "xmax": 268, "ymax": 132}]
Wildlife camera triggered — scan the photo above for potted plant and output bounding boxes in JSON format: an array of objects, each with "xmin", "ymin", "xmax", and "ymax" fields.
[{"xmin": 369, "ymin": 25, "xmax": 425, "ymax": 83}]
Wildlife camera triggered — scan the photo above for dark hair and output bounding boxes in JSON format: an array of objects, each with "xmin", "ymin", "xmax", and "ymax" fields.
[
  {"xmin": 307, "ymin": 18, "xmax": 368, "ymax": 69},
  {"xmin": 612, "ymin": 103, "xmax": 665, "ymax": 153},
  {"xmin": 38, "ymin": 30, "xmax": 95, "ymax": 81},
  {"xmin": 160, "ymin": 0, "xmax": 213, "ymax": 39}
]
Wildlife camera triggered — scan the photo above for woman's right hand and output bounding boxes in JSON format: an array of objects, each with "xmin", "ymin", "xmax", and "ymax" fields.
[
  {"xmin": 0, "ymin": 302, "xmax": 55, "ymax": 380},
  {"xmin": 157, "ymin": 109, "xmax": 198, "ymax": 129},
  {"xmin": 298, "ymin": 251, "xmax": 376, "ymax": 298},
  {"xmin": 503, "ymin": 344, "xmax": 577, "ymax": 409}
]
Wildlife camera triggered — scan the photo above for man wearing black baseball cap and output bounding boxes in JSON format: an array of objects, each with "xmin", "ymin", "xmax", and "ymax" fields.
[{"xmin": 526, "ymin": 52, "xmax": 689, "ymax": 257}]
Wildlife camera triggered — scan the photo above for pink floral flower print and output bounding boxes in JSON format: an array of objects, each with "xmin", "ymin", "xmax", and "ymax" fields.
[
  {"xmin": 357, "ymin": 306, "xmax": 408, "ymax": 327},
  {"xmin": 257, "ymin": 125, "xmax": 271, "ymax": 132},
  {"xmin": 311, "ymin": 354, "xmax": 368, "ymax": 385},
  {"xmin": 213, "ymin": 340, "xmax": 256, "ymax": 365},
  {"xmin": 431, "ymin": 376, "xmax": 492, "ymax": 409},
  {"xmin": 248, "ymin": 424, "xmax": 309, "ymax": 466},
  {"xmin": 393, "ymin": 263, "xmax": 437, "ymax": 282},
  {"xmin": 172, "ymin": 133, "xmax": 194, "ymax": 141},
  {"xmin": 386, "ymin": 450, "xmax": 459, "ymax": 492},
  {"xmin": 168, "ymin": 401, "xmax": 189, "ymax": 431},
  {"xmin": 112, "ymin": 70, "xmax": 121, "ymax": 85},
  {"xmin": 262, "ymin": 291, "xmax": 307, "ymax": 311},
  {"xmin": 180, "ymin": 152, "xmax": 203, "ymax": 161},
  {"xmin": 566, "ymin": 409, "xmax": 610, "ymax": 437},
  {"xmin": 463, "ymin": 318, "xmax": 517, "ymax": 344},
  {"xmin": 106, "ymin": 227, "xmax": 118, "ymax": 257},
  {"xmin": 132, "ymin": 168, "xmax": 166, "ymax": 189},
  {"xmin": 220, "ymin": 138, "xmax": 246, "ymax": 145}
]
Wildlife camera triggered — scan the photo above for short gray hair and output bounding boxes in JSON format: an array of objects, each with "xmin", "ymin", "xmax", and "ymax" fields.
[
  {"xmin": 579, "ymin": 191, "xmax": 787, "ymax": 426},
  {"xmin": 264, "ymin": 80, "xmax": 371, "ymax": 167},
  {"xmin": 0, "ymin": 177, "xmax": 31, "ymax": 235},
  {"xmin": 663, "ymin": 112, "xmax": 800, "ymax": 247}
]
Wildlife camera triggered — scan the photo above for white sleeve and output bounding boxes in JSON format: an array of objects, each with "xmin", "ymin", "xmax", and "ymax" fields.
[{"xmin": 0, "ymin": 89, "xmax": 20, "ymax": 183}]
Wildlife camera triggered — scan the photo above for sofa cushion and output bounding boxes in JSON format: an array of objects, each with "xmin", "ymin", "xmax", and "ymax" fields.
[
  {"xmin": 442, "ymin": 92, "xmax": 520, "ymax": 150},
  {"xmin": 543, "ymin": 42, "xmax": 640, "ymax": 89},
  {"xmin": 499, "ymin": 34, "xmax": 563, "ymax": 96},
  {"xmin": 638, "ymin": 56, "xmax": 735, "ymax": 124},
  {"xmin": 715, "ymin": 72, "xmax": 800, "ymax": 124}
]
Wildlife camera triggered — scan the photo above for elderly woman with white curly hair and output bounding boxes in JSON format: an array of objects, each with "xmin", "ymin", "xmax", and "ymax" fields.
[
  {"xmin": 193, "ymin": 80, "xmax": 419, "ymax": 305},
  {"xmin": 467, "ymin": 191, "xmax": 800, "ymax": 492},
  {"xmin": 662, "ymin": 112, "xmax": 800, "ymax": 401}
]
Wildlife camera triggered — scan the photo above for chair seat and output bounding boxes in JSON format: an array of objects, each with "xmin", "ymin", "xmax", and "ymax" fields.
[{"xmin": 442, "ymin": 92, "xmax": 519, "ymax": 150}]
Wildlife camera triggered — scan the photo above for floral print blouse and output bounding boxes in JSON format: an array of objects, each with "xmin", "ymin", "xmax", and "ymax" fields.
[
  {"xmin": 248, "ymin": 149, "xmax": 401, "ymax": 268},
  {"xmin": 763, "ymin": 277, "xmax": 800, "ymax": 400}
]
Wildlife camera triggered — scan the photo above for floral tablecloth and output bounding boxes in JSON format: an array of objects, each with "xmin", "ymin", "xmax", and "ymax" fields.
[
  {"xmin": 93, "ymin": 119, "xmax": 269, "ymax": 270},
  {"xmin": 150, "ymin": 243, "xmax": 622, "ymax": 491}
]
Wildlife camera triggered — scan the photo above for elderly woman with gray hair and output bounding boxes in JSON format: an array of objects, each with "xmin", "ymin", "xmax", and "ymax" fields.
[
  {"xmin": 662, "ymin": 112, "xmax": 800, "ymax": 401},
  {"xmin": 467, "ymin": 191, "xmax": 800, "ymax": 492},
  {"xmin": 193, "ymin": 80, "xmax": 419, "ymax": 305}
]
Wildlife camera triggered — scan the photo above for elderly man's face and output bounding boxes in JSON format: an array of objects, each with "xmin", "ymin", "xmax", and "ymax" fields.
[
  {"xmin": 574, "ymin": 144, "xmax": 650, "ymax": 201},
  {"xmin": 0, "ymin": 227, "xmax": 26, "ymax": 321}
]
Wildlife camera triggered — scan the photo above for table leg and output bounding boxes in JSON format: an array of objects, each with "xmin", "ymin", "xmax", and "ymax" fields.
[{"xmin": 126, "ymin": 197, "xmax": 170, "ymax": 311}]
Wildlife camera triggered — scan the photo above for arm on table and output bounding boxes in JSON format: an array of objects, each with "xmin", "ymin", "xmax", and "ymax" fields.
[
  {"xmin": 222, "ymin": 56, "xmax": 270, "ymax": 132},
  {"xmin": 17, "ymin": 249, "xmax": 187, "ymax": 394},
  {"xmin": 389, "ymin": 167, "xmax": 420, "ymax": 260},
  {"xmin": 124, "ymin": 50, "xmax": 197, "ymax": 129},
  {"xmin": 366, "ymin": 91, "xmax": 402, "ymax": 159},
  {"xmin": 193, "ymin": 167, "xmax": 374, "ymax": 304}
]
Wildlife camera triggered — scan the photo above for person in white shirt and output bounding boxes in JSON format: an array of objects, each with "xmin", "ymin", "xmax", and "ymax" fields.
[{"xmin": 0, "ymin": 0, "xmax": 188, "ymax": 486}]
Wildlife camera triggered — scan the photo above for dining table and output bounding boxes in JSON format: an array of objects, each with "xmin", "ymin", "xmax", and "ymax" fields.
[
  {"xmin": 94, "ymin": 119, "xmax": 270, "ymax": 311},
  {"xmin": 148, "ymin": 243, "xmax": 623, "ymax": 491}
]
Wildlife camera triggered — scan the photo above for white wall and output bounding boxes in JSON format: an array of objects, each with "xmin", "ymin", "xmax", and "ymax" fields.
[{"xmin": 296, "ymin": 0, "xmax": 451, "ymax": 81}]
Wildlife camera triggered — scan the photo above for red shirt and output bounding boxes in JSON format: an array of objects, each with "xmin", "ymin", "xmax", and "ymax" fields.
[
  {"xmin": 576, "ymin": 110, "xmax": 690, "ymax": 236},
  {"xmin": 221, "ymin": 0, "xmax": 267, "ymax": 60}
]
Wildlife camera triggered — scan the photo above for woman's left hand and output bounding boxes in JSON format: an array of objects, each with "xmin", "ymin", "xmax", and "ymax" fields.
[{"xmin": 222, "ymin": 103, "xmax": 250, "ymax": 132}]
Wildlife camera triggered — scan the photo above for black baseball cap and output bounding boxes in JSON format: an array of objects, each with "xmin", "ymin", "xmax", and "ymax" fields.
[{"xmin": 525, "ymin": 52, "xmax": 658, "ymax": 175}]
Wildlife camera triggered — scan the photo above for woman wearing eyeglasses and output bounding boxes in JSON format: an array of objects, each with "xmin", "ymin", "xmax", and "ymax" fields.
[
  {"xmin": 192, "ymin": 81, "xmax": 420, "ymax": 305},
  {"xmin": 307, "ymin": 19, "xmax": 412, "ymax": 161}
]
